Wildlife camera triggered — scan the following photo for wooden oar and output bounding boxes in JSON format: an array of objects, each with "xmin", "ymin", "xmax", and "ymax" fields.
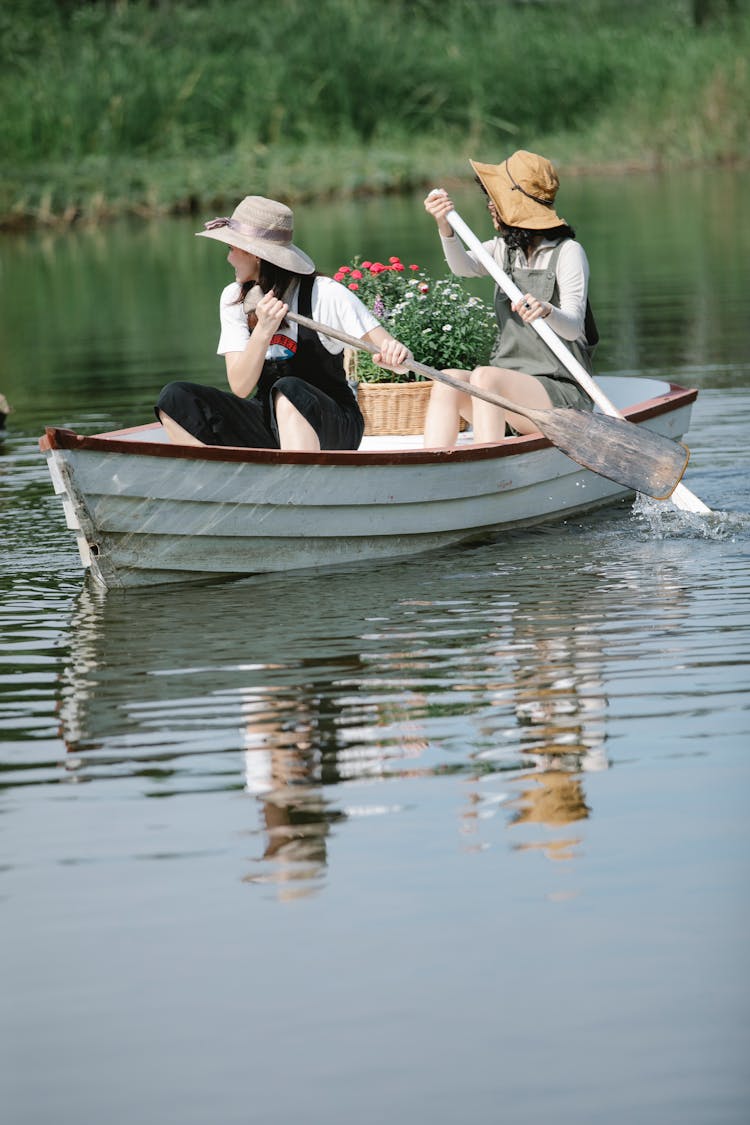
[
  {"xmin": 439, "ymin": 202, "xmax": 711, "ymax": 515},
  {"xmin": 286, "ymin": 309, "xmax": 689, "ymax": 501}
]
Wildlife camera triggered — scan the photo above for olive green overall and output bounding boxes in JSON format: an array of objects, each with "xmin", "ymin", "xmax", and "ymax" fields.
[{"xmin": 490, "ymin": 241, "xmax": 597, "ymax": 410}]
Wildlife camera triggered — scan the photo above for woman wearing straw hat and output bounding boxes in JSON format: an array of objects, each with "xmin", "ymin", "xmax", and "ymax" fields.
[
  {"xmin": 156, "ymin": 196, "xmax": 410, "ymax": 450},
  {"xmin": 422, "ymin": 150, "xmax": 597, "ymax": 447}
]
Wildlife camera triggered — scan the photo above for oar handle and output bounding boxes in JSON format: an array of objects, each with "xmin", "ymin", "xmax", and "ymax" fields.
[{"xmin": 286, "ymin": 309, "xmax": 530, "ymax": 419}]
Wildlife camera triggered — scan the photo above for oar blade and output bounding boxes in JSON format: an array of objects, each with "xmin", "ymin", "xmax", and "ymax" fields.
[{"xmin": 535, "ymin": 408, "xmax": 690, "ymax": 499}]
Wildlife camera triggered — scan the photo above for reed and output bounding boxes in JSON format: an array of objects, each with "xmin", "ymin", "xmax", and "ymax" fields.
[{"xmin": 1, "ymin": 0, "xmax": 747, "ymax": 226}]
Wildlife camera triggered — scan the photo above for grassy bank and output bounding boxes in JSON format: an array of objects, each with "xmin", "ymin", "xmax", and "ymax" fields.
[{"xmin": 1, "ymin": 0, "xmax": 748, "ymax": 228}]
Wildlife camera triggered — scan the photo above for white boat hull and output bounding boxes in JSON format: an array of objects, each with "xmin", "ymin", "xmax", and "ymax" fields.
[{"xmin": 40, "ymin": 376, "xmax": 698, "ymax": 589}]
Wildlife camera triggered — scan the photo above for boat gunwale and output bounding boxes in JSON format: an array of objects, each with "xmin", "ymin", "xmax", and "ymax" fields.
[{"xmin": 39, "ymin": 383, "xmax": 698, "ymax": 467}]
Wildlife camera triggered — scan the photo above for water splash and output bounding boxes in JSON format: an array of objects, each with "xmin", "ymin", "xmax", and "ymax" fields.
[{"xmin": 632, "ymin": 494, "xmax": 750, "ymax": 541}]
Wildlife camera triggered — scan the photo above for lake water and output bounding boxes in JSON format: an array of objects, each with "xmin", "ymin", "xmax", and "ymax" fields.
[{"xmin": 1, "ymin": 167, "xmax": 749, "ymax": 1124}]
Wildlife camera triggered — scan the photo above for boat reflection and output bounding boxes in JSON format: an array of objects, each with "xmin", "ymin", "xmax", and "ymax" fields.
[{"xmin": 57, "ymin": 535, "xmax": 687, "ymax": 895}]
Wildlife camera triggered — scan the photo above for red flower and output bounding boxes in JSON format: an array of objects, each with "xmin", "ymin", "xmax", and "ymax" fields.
[
  {"xmin": 392, "ymin": 262, "xmax": 404, "ymax": 272},
  {"xmin": 350, "ymin": 269, "xmax": 363, "ymax": 279},
  {"xmin": 334, "ymin": 271, "xmax": 346, "ymax": 282},
  {"xmin": 361, "ymin": 260, "xmax": 372, "ymax": 269},
  {"xmin": 338, "ymin": 266, "xmax": 351, "ymax": 274},
  {"xmin": 348, "ymin": 282, "xmax": 359, "ymax": 290},
  {"xmin": 388, "ymin": 256, "xmax": 401, "ymax": 264},
  {"xmin": 370, "ymin": 263, "xmax": 386, "ymax": 274},
  {"xmin": 409, "ymin": 264, "xmax": 419, "ymax": 271}
]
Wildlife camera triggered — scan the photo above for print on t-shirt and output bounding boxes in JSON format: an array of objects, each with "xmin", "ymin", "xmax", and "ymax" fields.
[{"xmin": 268, "ymin": 333, "xmax": 296, "ymax": 361}]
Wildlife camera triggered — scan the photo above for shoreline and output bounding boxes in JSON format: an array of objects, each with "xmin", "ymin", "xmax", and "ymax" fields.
[{"xmin": 2, "ymin": 147, "xmax": 747, "ymax": 235}]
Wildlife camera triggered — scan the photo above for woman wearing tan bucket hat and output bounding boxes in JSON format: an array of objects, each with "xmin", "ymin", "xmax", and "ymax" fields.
[
  {"xmin": 423, "ymin": 150, "xmax": 598, "ymax": 446},
  {"xmin": 156, "ymin": 196, "xmax": 410, "ymax": 451}
]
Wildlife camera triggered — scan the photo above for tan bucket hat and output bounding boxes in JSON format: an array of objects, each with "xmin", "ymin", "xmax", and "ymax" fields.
[
  {"xmin": 196, "ymin": 195, "xmax": 315, "ymax": 274},
  {"xmin": 470, "ymin": 150, "xmax": 566, "ymax": 230}
]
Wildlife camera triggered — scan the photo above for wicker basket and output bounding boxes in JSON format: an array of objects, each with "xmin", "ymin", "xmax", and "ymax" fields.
[
  {"xmin": 356, "ymin": 380, "xmax": 432, "ymax": 437},
  {"xmin": 344, "ymin": 347, "xmax": 432, "ymax": 436},
  {"xmin": 345, "ymin": 348, "xmax": 471, "ymax": 437}
]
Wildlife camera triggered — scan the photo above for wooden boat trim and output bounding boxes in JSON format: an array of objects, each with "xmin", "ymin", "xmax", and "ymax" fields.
[
  {"xmin": 40, "ymin": 424, "xmax": 550, "ymax": 464},
  {"xmin": 39, "ymin": 383, "xmax": 698, "ymax": 466}
]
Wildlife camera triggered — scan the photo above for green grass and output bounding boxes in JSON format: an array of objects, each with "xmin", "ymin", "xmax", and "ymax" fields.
[{"xmin": 1, "ymin": 0, "xmax": 748, "ymax": 227}]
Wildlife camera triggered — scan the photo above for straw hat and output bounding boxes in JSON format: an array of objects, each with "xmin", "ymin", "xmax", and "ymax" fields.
[
  {"xmin": 196, "ymin": 196, "xmax": 315, "ymax": 274},
  {"xmin": 470, "ymin": 150, "xmax": 566, "ymax": 230}
]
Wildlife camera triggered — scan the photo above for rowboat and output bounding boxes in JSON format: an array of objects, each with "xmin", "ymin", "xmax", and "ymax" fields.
[{"xmin": 40, "ymin": 375, "xmax": 698, "ymax": 590}]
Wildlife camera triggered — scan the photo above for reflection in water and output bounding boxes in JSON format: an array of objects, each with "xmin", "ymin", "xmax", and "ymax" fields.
[
  {"xmin": 456, "ymin": 597, "xmax": 609, "ymax": 862},
  {"xmin": 240, "ymin": 665, "xmax": 430, "ymax": 898},
  {"xmin": 509, "ymin": 627, "xmax": 607, "ymax": 860},
  {"xmin": 54, "ymin": 530, "xmax": 689, "ymax": 895},
  {"xmin": 239, "ymin": 674, "xmax": 353, "ymax": 899},
  {"xmin": 509, "ymin": 768, "xmax": 591, "ymax": 863}
]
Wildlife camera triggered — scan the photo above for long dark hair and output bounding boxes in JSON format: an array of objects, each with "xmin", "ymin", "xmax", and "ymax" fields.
[
  {"xmin": 498, "ymin": 220, "xmax": 577, "ymax": 256},
  {"xmin": 236, "ymin": 259, "xmax": 318, "ymax": 330}
]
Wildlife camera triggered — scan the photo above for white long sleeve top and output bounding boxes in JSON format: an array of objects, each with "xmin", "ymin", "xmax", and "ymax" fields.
[{"xmin": 439, "ymin": 231, "xmax": 590, "ymax": 343}]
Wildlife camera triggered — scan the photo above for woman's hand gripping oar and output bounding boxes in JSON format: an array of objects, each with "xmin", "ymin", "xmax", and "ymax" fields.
[
  {"xmin": 280, "ymin": 306, "xmax": 689, "ymax": 501},
  {"xmin": 430, "ymin": 196, "xmax": 710, "ymax": 515}
]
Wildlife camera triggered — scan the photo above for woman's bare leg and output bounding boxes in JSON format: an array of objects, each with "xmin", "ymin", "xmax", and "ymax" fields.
[
  {"xmin": 423, "ymin": 369, "xmax": 473, "ymax": 447},
  {"xmin": 157, "ymin": 410, "xmax": 206, "ymax": 446},
  {"xmin": 470, "ymin": 366, "xmax": 553, "ymax": 443},
  {"xmin": 274, "ymin": 393, "xmax": 321, "ymax": 451}
]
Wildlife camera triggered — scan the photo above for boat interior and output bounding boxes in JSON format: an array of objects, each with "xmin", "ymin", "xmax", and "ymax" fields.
[{"xmin": 110, "ymin": 375, "xmax": 676, "ymax": 452}]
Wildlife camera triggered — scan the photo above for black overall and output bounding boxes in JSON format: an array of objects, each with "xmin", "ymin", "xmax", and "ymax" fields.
[{"xmin": 155, "ymin": 276, "xmax": 365, "ymax": 449}]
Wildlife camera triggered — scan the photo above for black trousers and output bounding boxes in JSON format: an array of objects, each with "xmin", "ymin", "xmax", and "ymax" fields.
[{"xmin": 155, "ymin": 376, "xmax": 364, "ymax": 450}]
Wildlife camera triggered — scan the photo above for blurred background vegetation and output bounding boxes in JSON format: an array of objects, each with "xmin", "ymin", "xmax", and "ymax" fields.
[{"xmin": 1, "ymin": 0, "xmax": 747, "ymax": 227}]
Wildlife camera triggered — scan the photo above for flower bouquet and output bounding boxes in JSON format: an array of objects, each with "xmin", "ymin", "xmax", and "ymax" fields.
[{"xmin": 333, "ymin": 255, "xmax": 496, "ymax": 384}]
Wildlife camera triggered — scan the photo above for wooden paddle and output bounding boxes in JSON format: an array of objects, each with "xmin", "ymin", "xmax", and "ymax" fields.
[
  {"xmin": 438, "ymin": 202, "xmax": 711, "ymax": 515},
  {"xmin": 285, "ymin": 309, "xmax": 689, "ymax": 501}
]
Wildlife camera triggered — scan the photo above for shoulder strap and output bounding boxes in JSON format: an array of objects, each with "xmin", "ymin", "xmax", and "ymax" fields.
[
  {"xmin": 546, "ymin": 239, "xmax": 566, "ymax": 270},
  {"xmin": 297, "ymin": 274, "xmax": 314, "ymax": 318}
]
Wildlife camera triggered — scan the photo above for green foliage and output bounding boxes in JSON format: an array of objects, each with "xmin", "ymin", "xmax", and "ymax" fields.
[
  {"xmin": 384, "ymin": 278, "xmax": 496, "ymax": 377},
  {"xmin": 334, "ymin": 256, "xmax": 496, "ymax": 382},
  {"xmin": 0, "ymin": 0, "xmax": 748, "ymax": 225}
]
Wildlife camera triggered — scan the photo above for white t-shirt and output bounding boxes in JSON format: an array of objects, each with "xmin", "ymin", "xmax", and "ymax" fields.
[{"xmin": 217, "ymin": 275, "xmax": 380, "ymax": 360}]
